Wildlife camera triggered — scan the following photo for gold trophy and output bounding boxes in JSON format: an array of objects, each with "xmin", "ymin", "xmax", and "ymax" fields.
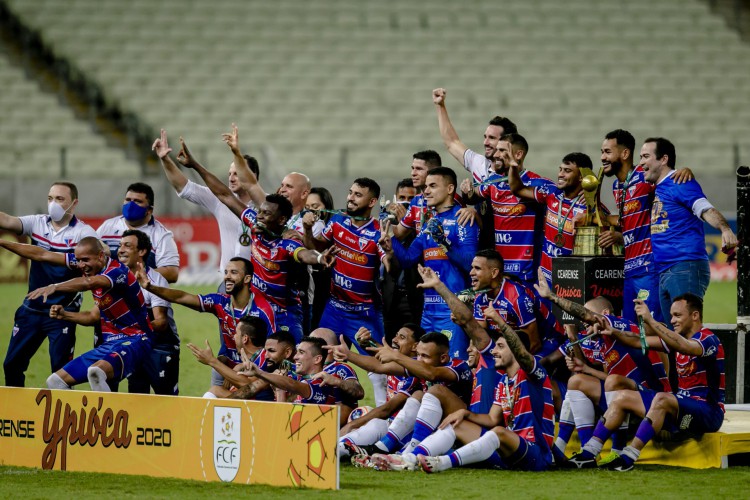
[{"xmin": 573, "ymin": 167, "xmax": 623, "ymax": 256}]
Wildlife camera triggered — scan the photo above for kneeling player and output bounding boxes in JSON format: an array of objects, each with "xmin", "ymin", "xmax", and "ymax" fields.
[
  {"xmin": 27, "ymin": 237, "xmax": 153, "ymax": 391},
  {"xmin": 570, "ymin": 294, "xmax": 724, "ymax": 470},
  {"xmin": 417, "ymin": 316, "xmax": 555, "ymax": 473}
]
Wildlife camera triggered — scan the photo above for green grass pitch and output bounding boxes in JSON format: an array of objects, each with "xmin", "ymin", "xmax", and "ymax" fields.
[{"xmin": 0, "ymin": 281, "xmax": 746, "ymax": 496}]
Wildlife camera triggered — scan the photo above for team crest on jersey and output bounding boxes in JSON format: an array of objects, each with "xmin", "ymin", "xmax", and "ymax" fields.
[
  {"xmin": 270, "ymin": 248, "xmax": 278, "ymax": 259},
  {"xmin": 213, "ymin": 407, "xmax": 241, "ymax": 481},
  {"xmin": 116, "ymin": 274, "xmax": 127, "ymax": 285},
  {"xmin": 358, "ymin": 237, "xmax": 367, "ymax": 250}
]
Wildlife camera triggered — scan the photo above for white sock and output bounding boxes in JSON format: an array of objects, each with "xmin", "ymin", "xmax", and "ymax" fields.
[
  {"xmin": 87, "ymin": 366, "xmax": 111, "ymax": 392},
  {"xmin": 582, "ymin": 437, "xmax": 604, "ymax": 457},
  {"xmin": 203, "ymin": 391, "xmax": 218, "ymax": 399},
  {"xmin": 368, "ymin": 372, "xmax": 387, "ymax": 407},
  {"xmin": 403, "ymin": 393, "xmax": 443, "ymax": 454},
  {"xmin": 343, "ymin": 418, "xmax": 389, "ymax": 449},
  {"xmin": 415, "ymin": 425, "xmax": 456, "ymax": 457},
  {"xmin": 569, "ymin": 390, "xmax": 595, "ymax": 438},
  {"xmin": 46, "ymin": 373, "xmax": 70, "ymax": 390},
  {"xmin": 378, "ymin": 397, "xmax": 421, "ymax": 450},
  {"xmin": 555, "ymin": 397, "xmax": 574, "ymax": 452},
  {"xmin": 452, "ymin": 430, "xmax": 500, "ymax": 467},
  {"xmin": 621, "ymin": 445, "xmax": 640, "ymax": 463}
]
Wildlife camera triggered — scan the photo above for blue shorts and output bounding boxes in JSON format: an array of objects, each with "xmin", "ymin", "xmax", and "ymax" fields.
[
  {"xmin": 318, "ymin": 300, "xmax": 384, "ymax": 354},
  {"xmin": 275, "ymin": 304, "xmax": 304, "ymax": 344},
  {"xmin": 665, "ymin": 396, "xmax": 724, "ymax": 435},
  {"xmin": 422, "ymin": 310, "xmax": 468, "ymax": 360},
  {"xmin": 128, "ymin": 345, "xmax": 180, "ymax": 395},
  {"xmin": 62, "ymin": 335, "xmax": 152, "ymax": 385},
  {"xmin": 624, "ymin": 271, "xmax": 662, "ymax": 324},
  {"xmin": 489, "ymin": 435, "xmax": 551, "ymax": 472}
]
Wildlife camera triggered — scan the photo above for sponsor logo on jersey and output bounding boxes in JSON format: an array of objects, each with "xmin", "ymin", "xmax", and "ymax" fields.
[
  {"xmin": 495, "ymin": 204, "xmax": 527, "ymax": 216},
  {"xmin": 624, "ymin": 200, "xmax": 641, "ymax": 214},
  {"xmin": 214, "ymin": 406, "xmax": 241, "ymax": 482}
]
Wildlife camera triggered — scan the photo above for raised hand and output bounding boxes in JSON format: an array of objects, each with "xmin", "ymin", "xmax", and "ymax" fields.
[
  {"xmin": 135, "ymin": 262, "xmax": 151, "ymax": 290},
  {"xmin": 311, "ymin": 371, "xmax": 339, "ymax": 387},
  {"xmin": 151, "ymin": 128, "xmax": 172, "ymax": 159},
  {"xmin": 433, "ymin": 88, "xmax": 446, "ymax": 106},
  {"xmin": 456, "ymin": 206, "xmax": 478, "ymax": 227},
  {"xmin": 533, "ymin": 267, "xmax": 552, "ymax": 299},
  {"xmin": 325, "ymin": 335, "xmax": 352, "ymax": 362},
  {"xmin": 221, "ymin": 123, "xmax": 240, "ymax": 154},
  {"xmin": 27, "ymin": 284, "xmax": 57, "ymax": 302},
  {"xmin": 319, "ymin": 246, "xmax": 338, "ymax": 268},
  {"xmin": 416, "ymin": 264, "xmax": 441, "ymax": 290},
  {"xmin": 187, "ymin": 339, "xmax": 215, "ymax": 365},
  {"xmin": 633, "ymin": 299, "xmax": 653, "ymax": 323},
  {"xmin": 366, "ymin": 342, "xmax": 400, "ymax": 364},
  {"xmin": 176, "ymin": 136, "xmax": 198, "ymax": 168}
]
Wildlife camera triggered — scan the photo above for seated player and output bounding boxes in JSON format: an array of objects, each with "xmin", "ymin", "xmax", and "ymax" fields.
[
  {"xmin": 187, "ymin": 316, "xmax": 272, "ymax": 400},
  {"xmin": 569, "ymin": 294, "xmax": 724, "ymax": 471},
  {"xmin": 309, "ymin": 328, "xmax": 365, "ymax": 426},
  {"xmin": 534, "ymin": 268, "xmax": 670, "ymax": 463},
  {"xmin": 136, "ymin": 256, "xmax": 273, "ymax": 395},
  {"xmin": 244, "ymin": 336, "xmax": 358, "ymax": 425},
  {"xmin": 336, "ymin": 324, "xmax": 424, "ymax": 459},
  {"xmin": 229, "ymin": 331, "xmax": 297, "ymax": 401},
  {"xmin": 416, "ymin": 311, "xmax": 555, "ymax": 473},
  {"xmin": 330, "ymin": 331, "xmax": 473, "ymax": 470},
  {"xmin": 26, "ymin": 237, "xmax": 153, "ymax": 391}
]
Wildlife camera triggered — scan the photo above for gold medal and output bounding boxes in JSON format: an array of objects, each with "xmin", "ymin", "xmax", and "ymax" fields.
[
  {"xmin": 239, "ymin": 233, "xmax": 251, "ymax": 246},
  {"xmin": 554, "ymin": 233, "xmax": 565, "ymax": 247}
]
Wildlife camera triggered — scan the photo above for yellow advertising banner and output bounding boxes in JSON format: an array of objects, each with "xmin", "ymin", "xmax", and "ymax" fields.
[{"xmin": 0, "ymin": 387, "xmax": 339, "ymax": 490}]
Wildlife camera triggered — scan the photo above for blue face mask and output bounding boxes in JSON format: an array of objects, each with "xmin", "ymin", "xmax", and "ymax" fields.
[{"xmin": 122, "ymin": 201, "xmax": 150, "ymax": 222}]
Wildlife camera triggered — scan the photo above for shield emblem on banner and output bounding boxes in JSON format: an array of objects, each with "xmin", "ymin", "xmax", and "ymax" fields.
[{"xmin": 213, "ymin": 406, "xmax": 241, "ymax": 481}]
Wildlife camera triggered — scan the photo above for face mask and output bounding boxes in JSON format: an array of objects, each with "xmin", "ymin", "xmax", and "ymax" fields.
[
  {"xmin": 122, "ymin": 201, "xmax": 150, "ymax": 222},
  {"xmin": 48, "ymin": 201, "xmax": 69, "ymax": 222}
]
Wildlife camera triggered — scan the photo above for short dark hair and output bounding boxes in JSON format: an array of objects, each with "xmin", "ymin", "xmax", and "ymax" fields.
[
  {"xmin": 300, "ymin": 336, "xmax": 327, "ymax": 359},
  {"xmin": 425, "ymin": 166, "xmax": 458, "ymax": 189},
  {"xmin": 353, "ymin": 177, "xmax": 381, "ymax": 199},
  {"xmin": 126, "ymin": 182, "xmax": 155, "ymax": 206},
  {"xmin": 500, "ymin": 133, "xmax": 529, "ymax": 155},
  {"xmin": 237, "ymin": 316, "xmax": 268, "ymax": 347},
  {"xmin": 396, "ymin": 178, "xmax": 414, "ymax": 191},
  {"xmin": 243, "ymin": 154, "xmax": 260, "ymax": 180},
  {"xmin": 489, "ymin": 116, "xmax": 518, "ymax": 135},
  {"xmin": 673, "ymin": 293, "xmax": 703, "ymax": 320},
  {"xmin": 562, "ymin": 152, "xmax": 593, "ymax": 170},
  {"xmin": 268, "ymin": 330, "xmax": 296, "ymax": 348},
  {"xmin": 413, "ymin": 150, "xmax": 442, "ymax": 168},
  {"xmin": 643, "ymin": 137, "xmax": 676, "ymax": 168},
  {"xmin": 475, "ymin": 248, "xmax": 504, "ymax": 270},
  {"xmin": 229, "ymin": 256, "xmax": 253, "ymax": 276},
  {"xmin": 121, "ymin": 229, "xmax": 152, "ymax": 255},
  {"xmin": 52, "ymin": 181, "xmax": 79, "ymax": 201},
  {"xmin": 420, "ymin": 331, "xmax": 450, "ymax": 351},
  {"xmin": 605, "ymin": 129, "xmax": 636, "ymax": 154},
  {"xmin": 402, "ymin": 322, "xmax": 426, "ymax": 342},
  {"xmin": 265, "ymin": 193, "xmax": 293, "ymax": 220}
]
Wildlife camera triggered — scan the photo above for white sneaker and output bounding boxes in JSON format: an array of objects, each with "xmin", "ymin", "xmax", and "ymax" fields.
[
  {"xmin": 417, "ymin": 454, "xmax": 445, "ymax": 473},
  {"xmin": 371, "ymin": 452, "xmax": 419, "ymax": 471}
]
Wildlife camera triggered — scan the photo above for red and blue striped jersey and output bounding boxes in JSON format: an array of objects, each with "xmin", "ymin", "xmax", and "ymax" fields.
[
  {"xmin": 399, "ymin": 193, "xmax": 464, "ymax": 233},
  {"xmin": 558, "ymin": 330, "xmax": 604, "ymax": 365},
  {"xmin": 532, "ymin": 185, "xmax": 590, "ymax": 285},
  {"xmin": 473, "ymin": 279, "xmax": 537, "ymax": 331},
  {"xmin": 613, "ymin": 166, "xmax": 655, "ymax": 277},
  {"xmin": 295, "ymin": 377, "xmax": 338, "ymax": 405},
  {"xmin": 387, "ymin": 373, "xmax": 421, "ymax": 419},
  {"xmin": 415, "ymin": 359, "xmax": 475, "ymax": 407},
  {"xmin": 198, "ymin": 293, "xmax": 251, "ymax": 362},
  {"xmin": 241, "ymin": 208, "xmax": 303, "ymax": 309},
  {"xmin": 321, "ymin": 214, "xmax": 384, "ymax": 306},
  {"xmin": 250, "ymin": 348, "xmax": 276, "ymax": 401},
  {"xmin": 664, "ymin": 328, "xmax": 725, "ymax": 411},
  {"xmin": 470, "ymin": 340, "xmax": 500, "ymax": 414},
  {"xmin": 600, "ymin": 314, "xmax": 671, "ymax": 392},
  {"xmin": 93, "ymin": 258, "xmax": 152, "ymax": 342},
  {"xmin": 324, "ymin": 361, "xmax": 360, "ymax": 408},
  {"xmin": 492, "ymin": 358, "xmax": 555, "ymax": 451},
  {"xmin": 478, "ymin": 171, "xmax": 554, "ymax": 282}
]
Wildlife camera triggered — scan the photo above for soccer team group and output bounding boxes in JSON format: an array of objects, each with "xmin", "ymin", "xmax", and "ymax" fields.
[{"xmin": 0, "ymin": 89, "xmax": 739, "ymax": 473}]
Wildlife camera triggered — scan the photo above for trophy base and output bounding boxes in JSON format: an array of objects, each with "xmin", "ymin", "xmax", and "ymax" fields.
[{"xmin": 573, "ymin": 226, "xmax": 623, "ymax": 256}]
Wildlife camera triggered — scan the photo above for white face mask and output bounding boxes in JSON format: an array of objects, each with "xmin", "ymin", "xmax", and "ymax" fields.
[{"xmin": 48, "ymin": 201, "xmax": 69, "ymax": 222}]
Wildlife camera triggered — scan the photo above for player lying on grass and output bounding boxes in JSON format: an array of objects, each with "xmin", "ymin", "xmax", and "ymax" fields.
[
  {"xmin": 333, "ymin": 324, "xmax": 424, "ymax": 459},
  {"xmin": 26, "ymin": 236, "xmax": 153, "ymax": 391},
  {"xmin": 568, "ymin": 293, "xmax": 725, "ymax": 471},
  {"xmin": 330, "ymin": 329, "xmax": 473, "ymax": 469},
  {"xmin": 417, "ymin": 311, "xmax": 555, "ymax": 473},
  {"xmin": 534, "ymin": 267, "xmax": 671, "ymax": 464}
]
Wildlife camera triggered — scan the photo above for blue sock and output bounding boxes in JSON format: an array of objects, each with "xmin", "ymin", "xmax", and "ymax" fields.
[
  {"xmin": 411, "ymin": 419, "xmax": 435, "ymax": 445},
  {"xmin": 379, "ymin": 432, "xmax": 402, "ymax": 452}
]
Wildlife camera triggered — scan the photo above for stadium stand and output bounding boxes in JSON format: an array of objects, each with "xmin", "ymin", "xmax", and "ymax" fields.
[{"xmin": 1, "ymin": 0, "xmax": 748, "ymax": 184}]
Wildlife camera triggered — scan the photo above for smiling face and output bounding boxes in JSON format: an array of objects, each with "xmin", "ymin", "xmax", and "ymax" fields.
[
  {"xmin": 74, "ymin": 242, "xmax": 107, "ymax": 277},
  {"xmin": 669, "ymin": 299, "xmax": 699, "ymax": 337},
  {"xmin": 601, "ymin": 138, "xmax": 626, "ymax": 178},
  {"xmin": 410, "ymin": 159, "xmax": 430, "ymax": 189},
  {"xmin": 264, "ymin": 339, "xmax": 292, "ymax": 370},
  {"xmin": 491, "ymin": 337, "xmax": 515, "ymax": 371},
  {"xmin": 491, "ymin": 140, "xmax": 513, "ymax": 174},
  {"xmin": 483, "ymin": 124, "xmax": 503, "ymax": 159},
  {"xmin": 556, "ymin": 162, "xmax": 582, "ymax": 193},
  {"xmin": 639, "ymin": 141, "xmax": 667, "ymax": 183},
  {"xmin": 392, "ymin": 327, "xmax": 419, "ymax": 355},
  {"xmin": 116, "ymin": 234, "xmax": 146, "ymax": 269},
  {"xmin": 278, "ymin": 173, "xmax": 310, "ymax": 209},
  {"xmin": 346, "ymin": 183, "xmax": 377, "ymax": 217},
  {"xmin": 416, "ymin": 341, "xmax": 449, "ymax": 367},
  {"xmin": 254, "ymin": 201, "xmax": 286, "ymax": 233},
  {"xmin": 293, "ymin": 341, "xmax": 323, "ymax": 376},
  {"xmin": 223, "ymin": 260, "xmax": 250, "ymax": 296},
  {"xmin": 469, "ymin": 256, "xmax": 500, "ymax": 291},
  {"xmin": 423, "ymin": 174, "xmax": 453, "ymax": 209}
]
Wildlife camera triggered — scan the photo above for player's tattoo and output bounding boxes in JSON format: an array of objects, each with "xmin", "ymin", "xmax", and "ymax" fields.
[
  {"xmin": 497, "ymin": 322, "xmax": 535, "ymax": 373},
  {"xmin": 229, "ymin": 383, "xmax": 258, "ymax": 400},
  {"xmin": 338, "ymin": 379, "xmax": 365, "ymax": 400},
  {"xmin": 436, "ymin": 281, "xmax": 474, "ymax": 325},
  {"xmin": 551, "ymin": 294, "xmax": 597, "ymax": 324}
]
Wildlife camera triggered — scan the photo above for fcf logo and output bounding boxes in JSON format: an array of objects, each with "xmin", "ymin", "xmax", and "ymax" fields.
[{"xmin": 214, "ymin": 407, "xmax": 241, "ymax": 481}]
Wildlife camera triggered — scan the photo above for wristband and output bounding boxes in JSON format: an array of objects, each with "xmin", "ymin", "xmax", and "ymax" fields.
[{"xmin": 316, "ymin": 252, "xmax": 323, "ymax": 265}]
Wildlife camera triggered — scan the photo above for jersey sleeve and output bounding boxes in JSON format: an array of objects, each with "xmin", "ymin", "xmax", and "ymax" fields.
[
  {"xmin": 240, "ymin": 207, "xmax": 256, "ymax": 230},
  {"xmin": 473, "ymin": 295, "xmax": 486, "ymax": 322},
  {"xmin": 155, "ymin": 231, "xmax": 180, "ymax": 268},
  {"xmin": 17, "ymin": 215, "xmax": 38, "ymax": 237},
  {"xmin": 697, "ymin": 332, "xmax": 721, "ymax": 358},
  {"xmin": 198, "ymin": 293, "xmax": 223, "ymax": 315},
  {"xmin": 677, "ymin": 178, "xmax": 710, "ymax": 215},
  {"xmin": 463, "ymin": 149, "xmax": 490, "ymax": 182},
  {"xmin": 396, "ymin": 376, "xmax": 422, "ymax": 397},
  {"xmin": 321, "ymin": 218, "xmax": 336, "ymax": 242},
  {"xmin": 399, "ymin": 199, "xmax": 420, "ymax": 230},
  {"xmin": 178, "ymin": 180, "xmax": 222, "ymax": 213},
  {"xmin": 64, "ymin": 253, "xmax": 79, "ymax": 270},
  {"xmin": 103, "ymin": 266, "xmax": 127, "ymax": 291},
  {"xmin": 532, "ymin": 184, "xmax": 553, "ymax": 205},
  {"xmin": 329, "ymin": 363, "xmax": 357, "ymax": 381},
  {"xmin": 513, "ymin": 289, "xmax": 537, "ymax": 328},
  {"xmin": 525, "ymin": 356, "xmax": 548, "ymax": 382}
]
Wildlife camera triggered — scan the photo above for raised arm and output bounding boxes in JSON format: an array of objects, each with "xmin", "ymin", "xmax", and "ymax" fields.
[
  {"xmin": 633, "ymin": 300, "xmax": 703, "ymax": 356},
  {"xmin": 221, "ymin": 124, "xmax": 266, "ymax": 209},
  {"xmin": 370, "ymin": 344, "xmax": 457, "ymax": 383},
  {"xmin": 484, "ymin": 303, "xmax": 536, "ymax": 374},
  {"xmin": 27, "ymin": 274, "xmax": 111, "ymax": 302},
  {"xmin": 175, "ymin": 137, "xmax": 247, "ymax": 218},
  {"xmin": 326, "ymin": 337, "xmax": 406, "ymax": 376},
  {"xmin": 50, "ymin": 304, "xmax": 100, "ymax": 326},
  {"xmin": 188, "ymin": 340, "xmax": 253, "ymax": 387},
  {"xmin": 0, "ymin": 239, "xmax": 66, "ymax": 265},
  {"xmin": 416, "ymin": 265, "xmax": 491, "ymax": 350},
  {"xmin": 153, "ymin": 129, "xmax": 188, "ymax": 193},
  {"xmin": 507, "ymin": 161, "xmax": 535, "ymax": 201},
  {"xmin": 245, "ymin": 364, "xmax": 312, "ymax": 399},
  {"xmin": 0, "ymin": 212, "xmax": 23, "ymax": 234},
  {"xmin": 433, "ymin": 88, "xmax": 469, "ymax": 165},
  {"xmin": 534, "ymin": 267, "xmax": 600, "ymax": 325},
  {"xmin": 136, "ymin": 263, "xmax": 202, "ymax": 311}
]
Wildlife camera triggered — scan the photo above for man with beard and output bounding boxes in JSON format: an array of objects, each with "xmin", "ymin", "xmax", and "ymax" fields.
[
  {"xmin": 228, "ymin": 330, "xmax": 297, "ymax": 401},
  {"xmin": 136, "ymin": 256, "xmax": 274, "ymax": 395},
  {"xmin": 302, "ymin": 178, "xmax": 389, "ymax": 406}
]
